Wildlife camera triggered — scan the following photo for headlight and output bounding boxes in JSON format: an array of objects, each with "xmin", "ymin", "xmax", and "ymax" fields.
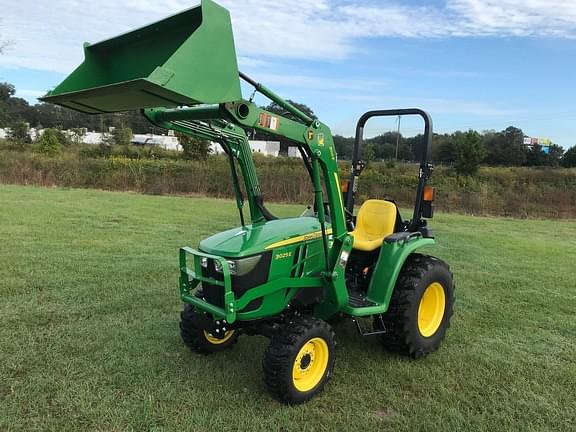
[
  {"xmin": 214, "ymin": 259, "xmax": 223, "ymax": 273},
  {"xmin": 200, "ymin": 257, "xmax": 209, "ymax": 268},
  {"xmin": 213, "ymin": 255, "xmax": 262, "ymax": 276}
]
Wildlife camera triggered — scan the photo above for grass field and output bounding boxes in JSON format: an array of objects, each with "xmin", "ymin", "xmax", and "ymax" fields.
[{"xmin": 1, "ymin": 185, "xmax": 575, "ymax": 432}]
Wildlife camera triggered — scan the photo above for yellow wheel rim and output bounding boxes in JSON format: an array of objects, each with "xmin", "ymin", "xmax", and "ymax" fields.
[
  {"xmin": 203, "ymin": 330, "xmax": 236, "ymax": 345},
  {"xmin": 292, "ymin": 337, "xmax": 329, "ymax": 392},
  {"xmin": 418, "ymin": 282, "xmax": 446, "ymax": 337}
]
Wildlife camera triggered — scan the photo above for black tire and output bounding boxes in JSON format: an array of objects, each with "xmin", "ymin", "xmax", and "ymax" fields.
[
  {"xmin": 263, "ymin": 317, "xmax": 336, "ymax": 404},
  {"xmin": 180, "ymin": 304, "xmax": 239, "ymax": 354},
  {"xmin": 377, "ymin": 253, "xmax": 454, "ymax": 358}
]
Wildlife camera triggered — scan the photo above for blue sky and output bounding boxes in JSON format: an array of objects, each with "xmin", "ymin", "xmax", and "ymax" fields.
[{"xmin": 1, "ymin": 0, "xmax": 575, "ymax": 147}]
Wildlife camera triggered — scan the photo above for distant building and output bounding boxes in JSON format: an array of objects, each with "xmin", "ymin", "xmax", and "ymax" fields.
[
  {"xmin": 288, "ymin": 146, "xmax": 301, "ymax": 158},
  {"xmin": 210, "ymin": 140, "xmax": 281, "ymax": 157},
  {"xmin": 132, "ymin": 134, "xmax": 180, "ymax": 150},
  {"xmin": 28, "ymin": 128, "xmax": 40, "ymax": 141},
  {"xmin": 0, "ymin": 126, "xmax": 37, "ymax": 140},
  {"xmin": 65, "ymin": 130, "xmax": 182, "ymax": 149},
  {"xmin": 82, "ymin": 131, "xmax": 104, "ymax": 145},
  {"xmin": 209, "ymin": 142, "xmax": 225, "ymax": 155},
  {"xmin": 249, "ymin": 140, "xmax": 280, "ymax": 157},
  {"xmin": 2, "ymin": 127, "xmax": 282, "ymax": 156}
]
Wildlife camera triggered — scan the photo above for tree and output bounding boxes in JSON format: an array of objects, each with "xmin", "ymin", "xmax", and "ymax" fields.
[
  {"xmin": 0, "ymin": 82, "xmax": 16, "ymax": 126},
  {"xmin": 111, "ymin": 126, "xmax": 132, "ymax": 146},
  {"xmin": 56, "ymin": 128, "xmax": 76, "ymax": 146},
  {"xmin": 69, "ymin": 128, "xmax": 86, "ymax": 145},
  {"xmin": 8, "ymin": 121, "xmax": 30, "ymax": 143},
  {"xmin": 363, "ymin": 142, "xmax": 375, "ymax": 163},
  {"xmin": 525, "ymin": 143, "xmax": 564, "ymax": 167},
  {"xmin": 38, "ymin": 129, "xmax": 61, "ymax": 155},
  {"xmin": 547, "ymin": 144, "xmax": 565, "ymax": 166},
  {"xmin": 432, "ymin": 133, "xmax": 458, "ymax": 164},
  {"xmin": 405, "ymin": 133, "xmax": 426, "ymax": 161},
  {"xmin": 365, "ymin": 132, "xmax": 414, "ymax": 161},
  {"xmin": 0, "ymin": 82, "xmax": 35, "ymax": 128},
  {"xmin": 483, "ymin": 126, "xmax": 526, "ymax": 166},
  {"xmin": 178, "ymin": 133, "xmax": 211, "ymax": 160},
  {"xmin": 525, "ymin": 144, "xmax": 548, "ymax": 166},
  {"xmin": 377, "ymin": 143, "xmax": 396, "ymax": 160},
  {"xmin": 367, "ymin": 132, "xmax": 397, "ymax": 159},
  {"xmin": 562, "ymin": 146, "xmax": 576, "ymax": 168},
  {"xmin": 0, "ymin": 82, "xmax": 15, "ymax": 100},
  {"xmin": 454, "ymin": 130, "xmax": 486, "ymax": 175},
  {"xmin": 333, "ymin": 135, "xmax": 353, "ymax": 159}
]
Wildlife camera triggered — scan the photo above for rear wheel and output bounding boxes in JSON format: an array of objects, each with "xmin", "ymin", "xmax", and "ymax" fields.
[
  {"xmin": 377, "ymin": 254, "xmax": 454, "ymax": 358},
  {"xmin": 263, "ymin": 317, "xmax": 335, "ymax": 404},
  {"xmin": 180, "ymin": 304, "xmax": 239, "ymax": 354}
]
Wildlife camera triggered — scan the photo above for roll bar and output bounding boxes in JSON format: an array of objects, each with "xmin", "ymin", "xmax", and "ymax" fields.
[{"xmin": 346, "ymin": 109, "xmax": 434, "ymax": 232}]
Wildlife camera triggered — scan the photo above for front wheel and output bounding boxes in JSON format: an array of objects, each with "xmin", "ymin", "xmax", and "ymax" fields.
[
  {"xmin": 377, "ymin": 254, "xmax": 454, "ymax": 358},
  {"xmin": 263, "ymin": 317, "xmax": 335, "ymax": 404},
  {"xmin": 180, "ymin": 304, "xmax": 239, "ymax": 354}
]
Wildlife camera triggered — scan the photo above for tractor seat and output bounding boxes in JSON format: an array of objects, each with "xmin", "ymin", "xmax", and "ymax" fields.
[{"xmin": 350, "ymin": 200, "xmax": 397, "ymax": 252}]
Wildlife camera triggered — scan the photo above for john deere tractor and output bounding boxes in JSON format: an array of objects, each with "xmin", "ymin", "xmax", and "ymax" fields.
[{"xmin": 42, "ymin": 0, "xmax": 455, "ymax": 404}]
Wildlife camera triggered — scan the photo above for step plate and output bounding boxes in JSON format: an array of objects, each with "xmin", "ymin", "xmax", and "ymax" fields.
[{"xmin": 348, "ymin": 291, "xmax": 376, "ymax": 308}]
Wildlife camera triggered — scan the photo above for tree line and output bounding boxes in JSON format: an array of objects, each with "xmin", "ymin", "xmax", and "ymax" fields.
[
  {"xmin": 333, "ymin": 126, "xmax": 575, "ymax": 174},
  {"xmin": 249, "ymin": 96, "xmax": 576, "ymax": 172},
  {"xmin": 1, "ymin": 82, "xmax": 575, "ymax": 173}
]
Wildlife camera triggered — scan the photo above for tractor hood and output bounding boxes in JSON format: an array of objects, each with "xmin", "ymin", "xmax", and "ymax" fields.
[{"xmin": 199, "ymin": 217, "xmax": 328, "ymax": 258}]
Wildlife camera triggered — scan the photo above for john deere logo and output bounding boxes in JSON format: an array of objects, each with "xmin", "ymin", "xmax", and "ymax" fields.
[{"xmin": 307, "ymin": 130, "xmax": 314, "ymax": 141}]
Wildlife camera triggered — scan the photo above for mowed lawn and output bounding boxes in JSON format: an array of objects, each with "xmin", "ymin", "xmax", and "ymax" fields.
[{"xmin": 1, "ymin": 184, "xmax": 575, "ymax": 432}]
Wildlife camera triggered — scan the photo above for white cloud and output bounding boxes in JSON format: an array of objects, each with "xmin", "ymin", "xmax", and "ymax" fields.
[
  {"xmin": 447, "ymin": 0, "xmax": 576, "ymax": 37},
  {"xmin": 2, "ymin": 0, "xmax": 576, "ymax": 76},
  {"xmin": 337, "ymin": 3, "xmax": 453, "ymax": 38}
]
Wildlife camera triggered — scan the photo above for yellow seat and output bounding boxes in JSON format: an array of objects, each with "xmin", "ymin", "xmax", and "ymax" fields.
[{"xmin": 350, "ymin": 200, "xmax": 397, "ymax": 252}]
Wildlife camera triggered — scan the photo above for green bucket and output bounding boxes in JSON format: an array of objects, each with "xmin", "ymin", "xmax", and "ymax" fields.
[{"xmin": 41, "ymin": 0, "xmax": 241, "ymax": 114}]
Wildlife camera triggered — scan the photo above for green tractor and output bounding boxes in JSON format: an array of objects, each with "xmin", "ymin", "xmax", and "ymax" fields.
[{"xmin": 42, "ymin": 0, "xmax": 454, "ymax": 404}]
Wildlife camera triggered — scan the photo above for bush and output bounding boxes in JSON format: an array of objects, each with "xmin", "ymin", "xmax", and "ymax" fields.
[
  {"xmin": 0, "ymin": 147, "xmax": 574, "ymax": 218},
  {"xmin": 8, "ymin": 121, "xmax": 30, "ymax": 143},
  {"xmin": 111, "ymin": 127, "xmax": 133, "ymax": 146},
  {"xmin": 178, "ymin": 133, "xmax": 210, "ymax": 160},
  {"xmin": 454, "ymin": 130, "xmax": 486, "ymax": 176},
  {"xmin": 37, "ymin": 129, "xmax": 61, "ymax": 155}
]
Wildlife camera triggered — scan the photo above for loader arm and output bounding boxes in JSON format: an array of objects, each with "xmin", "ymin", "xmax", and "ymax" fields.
[
  {"xmin": 40, "ymin": 0, "xmax": 349, "ymax": 267},
  {"xmin": 143, "ymin": 97, "xmax": 348, "ymax": 272}
]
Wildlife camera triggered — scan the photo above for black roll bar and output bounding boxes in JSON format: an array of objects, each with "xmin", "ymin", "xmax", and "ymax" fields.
[{"xmin": 346, "ymin": 108, "xmax": 434, "ymax": 232}]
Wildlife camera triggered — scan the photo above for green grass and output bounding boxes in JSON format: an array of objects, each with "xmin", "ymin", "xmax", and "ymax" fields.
[{"xmin": 1, "ymin": 184, "xmax": 575, "ymax": 432}]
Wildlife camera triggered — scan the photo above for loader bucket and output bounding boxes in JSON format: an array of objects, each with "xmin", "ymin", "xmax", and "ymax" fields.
[{"xmin": 40, "ymin": 0, "xmax": 241, "ymax": 114}]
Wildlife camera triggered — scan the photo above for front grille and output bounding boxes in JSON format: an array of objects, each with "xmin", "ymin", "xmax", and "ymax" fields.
[
  {"xmin": 199, "ymin": 251, "xmax": 272, "ymax": 310},
  {"xmin": 201, "ymin": 282, "xmax": 225, "ymax": 308}
]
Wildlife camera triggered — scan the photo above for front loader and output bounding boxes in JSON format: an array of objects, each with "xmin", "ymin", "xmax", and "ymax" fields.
[{"xmin": 42, "ymin": 0, "xmax": 455, "ymax": 404}]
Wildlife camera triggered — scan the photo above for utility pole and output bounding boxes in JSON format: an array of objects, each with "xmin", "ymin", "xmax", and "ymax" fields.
[{"xmin": 395, "ymin": 115, "xmax": 401, "ymax": 160}]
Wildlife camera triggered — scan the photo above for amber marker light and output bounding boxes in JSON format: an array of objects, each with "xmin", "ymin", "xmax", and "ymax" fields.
[{"xmin": 423, "ymin": 186, "xmax": 435, "ymax": 202}]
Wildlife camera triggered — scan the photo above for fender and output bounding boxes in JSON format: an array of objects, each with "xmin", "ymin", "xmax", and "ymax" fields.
[{"xmin": 366, "ymin": 234, "xmax": 435, "ymax": 310}]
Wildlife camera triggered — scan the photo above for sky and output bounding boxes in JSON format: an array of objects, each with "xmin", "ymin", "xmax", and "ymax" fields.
[{"xmin": 0, "ymin": 0, "xmax": 575, "ymax": 147}]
